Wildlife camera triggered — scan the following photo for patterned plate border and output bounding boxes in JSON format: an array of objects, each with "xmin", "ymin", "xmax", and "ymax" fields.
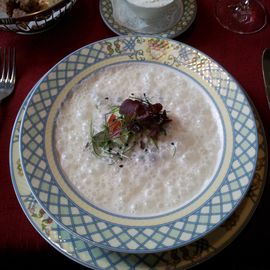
[
  {"xmin": 99, "ymin": 0, "xmax": 197, "ymax": 38},
  {"xmin": 19, "ymin": 36, "xmax": 258, "ymax": 252},
  {"xmin": 10, "ymin": 87, "xmax": 267, "ymax": 269}
]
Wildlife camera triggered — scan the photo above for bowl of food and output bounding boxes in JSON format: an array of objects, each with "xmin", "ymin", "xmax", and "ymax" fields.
[
  {"xmin": 125, "ymin": 0, "xmax": 181, "ymax": 20},
  {"xmin": 19, "ymin": 36, "xmax": 258, "ymax": 253},
  {"xmin": 0, "ymin": 0, "xmax": 77, "ymax": 34}
]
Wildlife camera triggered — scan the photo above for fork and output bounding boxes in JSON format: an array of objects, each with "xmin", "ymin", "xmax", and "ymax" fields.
[{"xmin": 0, "ymin": 48, "xmax": 16, "ymax": 101}]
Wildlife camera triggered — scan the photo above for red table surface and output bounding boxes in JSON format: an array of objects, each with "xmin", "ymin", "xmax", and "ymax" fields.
[{"xmin": 0, "ymin": 0, "xmax": 270, "ymax": 269}]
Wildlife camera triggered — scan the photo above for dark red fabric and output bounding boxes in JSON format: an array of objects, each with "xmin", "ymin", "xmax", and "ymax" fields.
[{"xmin": 0, "ymin": 0, "xmax": 270, "ymax": 269}]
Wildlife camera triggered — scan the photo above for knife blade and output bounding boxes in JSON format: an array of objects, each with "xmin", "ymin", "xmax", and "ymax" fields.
[{"xmin": 262, "ymin": 48, "xmax": 270, "ymax": 109}]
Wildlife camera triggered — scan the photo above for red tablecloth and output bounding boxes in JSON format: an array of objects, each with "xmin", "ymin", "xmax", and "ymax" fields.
[{"xmin": 1, "ymin": 0, "xmax": 270, "ymax": 269}]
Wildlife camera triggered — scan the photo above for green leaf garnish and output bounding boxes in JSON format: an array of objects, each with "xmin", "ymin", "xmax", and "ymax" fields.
[{"xmin": 87, "ymin": 95, "xmax": 172, "ymax": 162}]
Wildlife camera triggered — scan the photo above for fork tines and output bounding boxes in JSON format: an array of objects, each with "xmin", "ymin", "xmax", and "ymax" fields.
[{"xmin": 0, "ymin": 47, "xmax": 16, "ymax": 86}]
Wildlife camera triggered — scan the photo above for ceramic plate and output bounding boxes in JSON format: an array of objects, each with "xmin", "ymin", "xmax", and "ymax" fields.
[
  {"xmin": 19, "ymin": 36, "xmax": 258, "ymax": 253},
  {"xmin": 99, "ymin": 0, "xmax": 197, "ymax": 38},
  {"xmin": 11, "ymin": 88, "xmax": 267, "ymax": 269}
]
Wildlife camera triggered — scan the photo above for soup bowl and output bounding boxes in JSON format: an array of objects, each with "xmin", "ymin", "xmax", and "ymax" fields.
[
  {"xmin": 125, "ymin": 0, "xmax": 182, "ymax": 20},
  {"xmin": 19, "ymin": 36, "xmax": 258, "ymax": 253}
]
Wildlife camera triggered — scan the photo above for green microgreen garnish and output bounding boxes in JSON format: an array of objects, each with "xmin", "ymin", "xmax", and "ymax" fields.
[{"xmin": 88, "ymin": 95, "xmax": 172, "ymax": 161}]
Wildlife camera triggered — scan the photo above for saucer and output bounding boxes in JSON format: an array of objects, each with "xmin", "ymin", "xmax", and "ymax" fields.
[{"xmin": 100, "ymin": 0, "xmax": 197, "ymax": 38}]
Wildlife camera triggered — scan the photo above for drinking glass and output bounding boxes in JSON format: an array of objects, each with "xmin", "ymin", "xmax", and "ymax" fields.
[{"xmin": 215, "ymin": 0, "xmax": 267, "ymax": 34}]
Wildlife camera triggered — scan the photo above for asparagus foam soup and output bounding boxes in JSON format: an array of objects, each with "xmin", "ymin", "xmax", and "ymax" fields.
[{"xmin": 54, "ymin": 62, "xmax": 224, "ymax": 217}]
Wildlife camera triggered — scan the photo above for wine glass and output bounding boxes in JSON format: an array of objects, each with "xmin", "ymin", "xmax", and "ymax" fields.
[{"xmin": 215, "ymin": 0, "xmax": 267, "ymax": 34}]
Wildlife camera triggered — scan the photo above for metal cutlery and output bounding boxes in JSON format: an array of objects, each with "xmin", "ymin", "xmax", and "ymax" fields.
[
  {"xmin": 0, "ymin": 47, "xmax": 16, "ymax": 101},
  {"xmin": 262, "ymin": 48, "xmax": 270, "ymax": 109}
]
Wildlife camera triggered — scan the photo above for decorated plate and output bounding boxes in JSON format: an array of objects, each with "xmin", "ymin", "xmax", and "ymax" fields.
[
  {"xmin": 99, "ymin": 0, "xmax": 197, "ymax": 38},
  {"xmin": 19, "ymin": 36, "xmax": 258, "ymax": 253},
  {"xmin": 11, "ymin": 87, "xmax": 267, "ymax": 269}
]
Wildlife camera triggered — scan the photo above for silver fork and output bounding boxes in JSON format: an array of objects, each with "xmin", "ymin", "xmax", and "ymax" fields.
[{"xmin": 0, "ymin": 48, "xmax": 16, "ymax": 101}]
